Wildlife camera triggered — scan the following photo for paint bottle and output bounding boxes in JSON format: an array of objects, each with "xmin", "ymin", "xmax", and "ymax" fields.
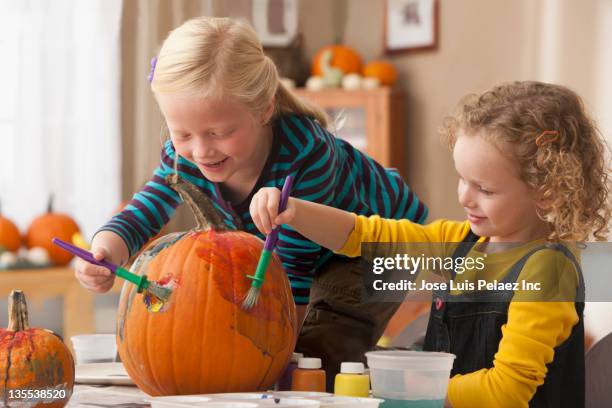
[
  {"xmin": 334, "ymin": 362, "xmax": 370, "ymax": 397},
  {"xmin": 276, "ymin": 352, "xmax": 303, "ymax": 391},
  {"xmin": 291, "ymin": 357, "xmax": 326, "ymax": 392}
]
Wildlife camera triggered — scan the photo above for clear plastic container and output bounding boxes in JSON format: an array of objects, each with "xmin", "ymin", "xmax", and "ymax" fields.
[
  {"xmin": 70, "ymin": 334, "xmax": 117, "ymax": 364},
  {"xmin": 365, "ymin": 351, "xmax": 455, "ymax": 408}
]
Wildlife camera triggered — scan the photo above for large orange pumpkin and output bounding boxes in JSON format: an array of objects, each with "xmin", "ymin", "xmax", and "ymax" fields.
[
  {"xmin": 0, "ymin": 291, "xmax": 75, "ymax": 407},
  {"xmin": 0, "ymin": 201, "xmax": 21, "ymax": 252},
  {"xmin": 363, "ymin": 60, "xmax": 398, "ymax": 86},
  {"xmin": 25, "ymin": 195, "xmax": 80, "ymax": 266},
  {"xmin": 311, "ymin": 45, "xmax": 362, "ymax": 76},
  {"xmin": 117, "ymin": 174, "xmax": 297, "ymax": 396}
]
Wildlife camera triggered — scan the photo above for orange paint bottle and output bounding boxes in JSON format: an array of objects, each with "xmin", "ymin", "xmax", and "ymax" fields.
[{"xmin": 291, "ymin": 357, "xmax": 326, "ymax": 392}]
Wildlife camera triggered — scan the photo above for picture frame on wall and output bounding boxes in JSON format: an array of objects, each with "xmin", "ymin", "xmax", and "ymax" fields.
[
  {"xmin": 252, "ymin": 0, "xmax": 298, "ymax": 47},
  {"xmin": 384, "ymin": 0, "xmax": 439, "ymax": 54}
]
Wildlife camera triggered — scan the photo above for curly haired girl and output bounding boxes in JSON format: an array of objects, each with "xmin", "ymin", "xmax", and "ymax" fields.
[{"xmin": 251, "ymin": 81, "xmax": 611, "ymax": 407}]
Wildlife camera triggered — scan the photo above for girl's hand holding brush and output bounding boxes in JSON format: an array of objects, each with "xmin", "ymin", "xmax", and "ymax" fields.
[
  {"xmin": 250, "ymin": 188, "xmax": 296, "ymax": 235},
  {"xmin": 74, "ymin": 230, "xmax": 129, "ymax": 293}
]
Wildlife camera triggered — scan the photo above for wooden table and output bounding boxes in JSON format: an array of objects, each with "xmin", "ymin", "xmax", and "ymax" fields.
[{"xmin": 0, "ymin": 267, "xmax": 123, "ymax": 354}]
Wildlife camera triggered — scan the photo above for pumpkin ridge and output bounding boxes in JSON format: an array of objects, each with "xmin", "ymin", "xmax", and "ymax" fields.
[
  {"xmin": 2, "ymin": 336, "xmax": 14, "ymax": 407},
  {"xmin": 226, "ymin": 232, "xmax": 239, "ymax": 390},
  {"xmin": 145, "ymin": 285, "xmax": 165, "ymax": 395},
  {"xmin": 117, "ymin": 284, "xmax": 138, "ymax": 373},
  {"xmin": 25, "ymin": 330, "xmax": 36, "ymax": 370},
  {"xmin": 205, "ymin": 232, "xmax": 216, "ymax": 390},
  {"xmin": 194, "ymin": 237, "xmax": 205, "ymax": 393},
  {"xmin": 170, "ymin": 236, "xmax": 194, "ymax": 393}
]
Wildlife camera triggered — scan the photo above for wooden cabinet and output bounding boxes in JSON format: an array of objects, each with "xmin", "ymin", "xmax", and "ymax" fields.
[{"xmin": 293, "ymin": 87, "xmax": 406, "ymax": 176}]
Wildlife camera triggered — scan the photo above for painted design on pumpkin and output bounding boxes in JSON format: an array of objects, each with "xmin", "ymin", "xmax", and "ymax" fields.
[
  {"xmin": 122, "ymin": 232, "xmax": 185, "ymax": 318},
  {"xmin": 143, "ymin": 274, "xmax": 180, "ymax": 313}
]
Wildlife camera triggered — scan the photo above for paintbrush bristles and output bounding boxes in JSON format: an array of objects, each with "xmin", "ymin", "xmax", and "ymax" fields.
[
  {"xmin": 148, "ymin": 283, "xmax": 173, "ymax": 304},
  {"xmin": 242, "ymin": 286, "xmax": 261, "ymax": 310}
]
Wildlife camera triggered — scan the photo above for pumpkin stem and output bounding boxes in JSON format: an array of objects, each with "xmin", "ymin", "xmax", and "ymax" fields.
[
  {"xmin": 8, "ymin": 290, "xmax": 30, "ymax": 331},
  {"xmin": 166, "ymin": 173, "xmax": 227, "ymax": 232},
  {"xmin": 47, "ymin": 193, "xmax": 54, "ymax": 213}
]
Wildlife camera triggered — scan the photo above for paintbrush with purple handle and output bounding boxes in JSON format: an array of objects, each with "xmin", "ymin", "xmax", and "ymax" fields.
[
  {"xmin": 52, "ymin": 238, "xmax": 172, "ymax": 301},
  {"xmin": 242, "ymin": 175, "xmax": 294, "ymax": 310}
]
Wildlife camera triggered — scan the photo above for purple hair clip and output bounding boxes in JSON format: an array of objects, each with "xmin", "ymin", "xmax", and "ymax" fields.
[{"xmin": 147, "ymin": 56, "xmax": 157, "ymax": 83}]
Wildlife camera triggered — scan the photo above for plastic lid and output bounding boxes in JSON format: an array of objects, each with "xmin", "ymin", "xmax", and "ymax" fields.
[
  {"xmin": 340, "ymin": 362, "xmax": 365, "ymax": 374},
  {"xmin": 365, "ymin": 350, "xmax": 455, "ymax": 371},
  {"xmin": 298, "ymin": 357, "xmax": 322, "ymax": 369},
  {"xmin": 291, "ymin": 352, "xmax": 304, "ymax": 363}
]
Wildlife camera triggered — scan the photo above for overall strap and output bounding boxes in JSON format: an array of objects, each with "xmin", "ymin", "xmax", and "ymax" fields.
[
  {"xmin": 435, "ymin": 230, "xmax": 480, "ymax": 302},
  {"xmin": 450, "ymin": 230, "xmax": 480, "ymax": 279},
  {"xmin": 501, "ymin": 243, "xmax": 585, "ymax": 304}
]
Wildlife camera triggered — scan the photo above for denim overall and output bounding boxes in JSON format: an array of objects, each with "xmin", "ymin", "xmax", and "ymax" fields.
[{"xmin": 423, "ymin": 232, "xmax": 585, "ymax": 407}]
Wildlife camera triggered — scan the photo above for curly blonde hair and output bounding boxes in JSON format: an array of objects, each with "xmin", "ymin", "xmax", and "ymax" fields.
[
  {"xmin": 442, "ymin": 81, "xmax": 611, "ymax": 241},
  {"xmin": 151, "ymin": 17, "xmax": 328, "ymax": 127}
]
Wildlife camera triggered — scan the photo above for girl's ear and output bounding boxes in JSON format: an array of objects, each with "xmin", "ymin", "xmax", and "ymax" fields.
[{"xmin": 261, "ymin": 97, "xmax": 275, "ymax": 125}]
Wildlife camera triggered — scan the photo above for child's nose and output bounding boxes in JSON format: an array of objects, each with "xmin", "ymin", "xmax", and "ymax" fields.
[
  {"xmin": 193, "ymin": 137, "xmax": 216, "ymax": 158},
  {"xmin": 458, "ymin": 185, "xmax": 476, "ymax": 208}
]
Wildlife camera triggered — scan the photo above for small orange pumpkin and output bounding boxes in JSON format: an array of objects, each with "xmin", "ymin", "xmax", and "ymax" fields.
[
  {"xmin": 0, "ymin": 200, "xmax": 21, "ymax": 252},
  {"xmin": 117, "ymin": 174, "xmax": 297, "ymax": 395},
  {"xmin": 312, "ymin": 45, "xmax": 362, "ymax": 76},
  {"xmin": 363, "ymin": 60, "xmax": 398, "ymax": 86},
  {"xmin": 25, "ymin": 195, "xmax": 80, "ymax": 266},
  {"xmin": 0, "ymin": 290, "xmax": 75, "ymax": 407}
]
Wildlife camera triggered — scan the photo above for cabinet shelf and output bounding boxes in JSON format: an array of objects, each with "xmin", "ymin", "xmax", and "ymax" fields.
[{"xmin": 293, "ymin": 87, "xmax": 406, "ymax": 176}]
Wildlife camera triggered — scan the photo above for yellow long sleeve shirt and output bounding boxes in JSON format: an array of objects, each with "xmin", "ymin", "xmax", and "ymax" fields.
[{"xmin": 337, "ymin": 215, "xmax": 580, "ymax": 408}]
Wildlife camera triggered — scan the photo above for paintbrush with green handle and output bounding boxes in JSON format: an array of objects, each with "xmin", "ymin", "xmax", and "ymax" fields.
[{"xmin": 242, "ymin": 175, "xmax": 294, "ymax": 310}]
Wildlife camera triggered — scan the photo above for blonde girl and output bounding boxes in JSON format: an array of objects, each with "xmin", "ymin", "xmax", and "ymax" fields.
[{"xmin": 74, "ymin": 16, "xmax": 428, "ymax": 389}]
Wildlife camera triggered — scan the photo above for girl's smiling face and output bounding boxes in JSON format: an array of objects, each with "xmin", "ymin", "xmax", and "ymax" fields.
[
  {"xmin": 453, "ymin": 130, "xmax": 549, "ymax": 242},
  {"xmin": 156, "ymin": 93, "xmax": 272, "ymax": 184}
]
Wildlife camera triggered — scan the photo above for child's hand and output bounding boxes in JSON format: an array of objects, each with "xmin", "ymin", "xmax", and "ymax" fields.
[
  {"xmin": 250, "ymin": 187, "xmax": 296, "ymax": 235},
  {"xmin": 74, "ymin": 246, "xmax": 116, "ymax": 293}
]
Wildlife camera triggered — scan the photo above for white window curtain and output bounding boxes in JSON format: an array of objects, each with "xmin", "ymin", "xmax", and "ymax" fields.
[{"xmin": 0, "ymin": 0, "xmax": 122, "ymax": 239}]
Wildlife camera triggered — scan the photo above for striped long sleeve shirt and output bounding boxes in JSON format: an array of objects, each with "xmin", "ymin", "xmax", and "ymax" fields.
[{"xmin": 100, "ymin": 114, "xmax": 428, "ymax": 304}]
